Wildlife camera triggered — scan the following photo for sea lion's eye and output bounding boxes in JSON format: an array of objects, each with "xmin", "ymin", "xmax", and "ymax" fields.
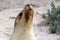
[
  {"xmin": 18, "ymin": 12, "xmax": 23, "ymax": 20},
  {"xmin": 19, "ymin": 12, "xmax": 23, "ymax": 20},
  {"xmin": 19, "ymin": 12, "xmax": 22, "ymax": 17}
]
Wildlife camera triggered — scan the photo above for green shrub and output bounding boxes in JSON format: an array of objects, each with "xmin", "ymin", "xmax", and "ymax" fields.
[{"xmin": 42, "ymin": 1, "xmax": 60, "ymax": 34}]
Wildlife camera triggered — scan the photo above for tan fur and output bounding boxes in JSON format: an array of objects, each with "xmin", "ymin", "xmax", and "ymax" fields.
[{"xmin": 10, "ymin": 4, "xmax": 36, "ymax": 40}]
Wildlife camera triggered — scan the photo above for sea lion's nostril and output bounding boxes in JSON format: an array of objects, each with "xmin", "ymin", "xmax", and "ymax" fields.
[
  {"xmin": 26, "ymin": 4, "xmax": 30, "ymax": 6},
  {"xmin": 30, "ymin": 8, "xmax": 32, "ymax": 10}
]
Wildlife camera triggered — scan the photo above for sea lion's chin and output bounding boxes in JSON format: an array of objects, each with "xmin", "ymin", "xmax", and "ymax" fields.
[{"xmin": 24, "ymin": 11, "xmax": 33, "ymax": 22}]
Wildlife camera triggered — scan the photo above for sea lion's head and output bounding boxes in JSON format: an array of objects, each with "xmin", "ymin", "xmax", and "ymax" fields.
[
  {"xmin": 24, "ymin": 4, "xmax": 34, "ymax": 23},
  {"xmin": 15, "ymin": 4, "xmax": 34, "ymax": 26},
  {"xmin": 15, "ymin": 4, "xmax": 34, "ymax": 27}
]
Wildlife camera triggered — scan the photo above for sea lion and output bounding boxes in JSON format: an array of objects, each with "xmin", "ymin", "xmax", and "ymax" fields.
[{"xmin": 10, "ymin": 4, "xmax": 36, "ymax": 40}]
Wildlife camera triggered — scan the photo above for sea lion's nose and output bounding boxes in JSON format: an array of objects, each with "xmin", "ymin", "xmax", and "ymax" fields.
[
  {"xmin": 26, "ymin": 4, "xmax": 32, "ymax": 9},
  {"xmin": 26, "ymin": 4, "xmax": 30, "ymax": 6},
  {"xmin": 29, "ymin": 8, "xmax": 32, "ymax": 10}
]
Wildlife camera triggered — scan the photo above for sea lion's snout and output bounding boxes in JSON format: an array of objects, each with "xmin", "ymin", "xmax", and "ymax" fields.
[
  {"xmin": 24, "ymin": 4, "xmax": 34, "ymax": 22},
  {"xmin": 26, "ymin": 4, "xmax": 30, "ymax": 6},
  {"xmin": 24, "ymin": 4, "xmax": 33, "ymax": 11}
]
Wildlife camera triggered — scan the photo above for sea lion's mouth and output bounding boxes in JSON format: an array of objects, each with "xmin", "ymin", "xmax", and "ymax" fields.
[
  {"xmin": 25, "ymin": 11, "xmax": 32, "ymax": 22},
  {"xmin": 24, "ymin": 4, "xmax": 34, "ymax": 22}
]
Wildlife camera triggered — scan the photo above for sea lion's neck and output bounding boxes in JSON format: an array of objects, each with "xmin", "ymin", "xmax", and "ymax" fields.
[
  {"xmin": 11, "ymin": 23, "xmax": 35, "ymax": 40},
  {"xmin": 15, "ymin": 13, "xmax": 33, "ymax": 32}
]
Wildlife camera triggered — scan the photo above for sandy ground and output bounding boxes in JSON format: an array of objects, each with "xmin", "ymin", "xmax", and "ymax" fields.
[{"xmin": 0, "ymin": 8, "xmax": 60, "ymax": 40}]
